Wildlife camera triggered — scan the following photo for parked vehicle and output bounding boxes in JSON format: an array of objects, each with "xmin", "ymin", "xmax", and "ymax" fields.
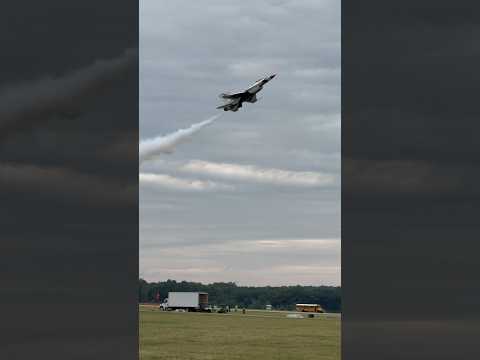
[{"xmin": 160, "ymin": 292, "xmax": 210, "ymax": 312}]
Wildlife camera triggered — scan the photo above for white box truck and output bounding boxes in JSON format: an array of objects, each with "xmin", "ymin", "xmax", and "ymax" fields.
[{"xmin": 161, "ymin": 292, "xmax": 210, "ymax": 312}]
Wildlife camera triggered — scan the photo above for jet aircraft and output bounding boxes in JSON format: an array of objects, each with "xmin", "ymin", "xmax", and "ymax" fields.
[{"xmin": 216, "ymin": 74, "xmax": 276, "ymax": 112}]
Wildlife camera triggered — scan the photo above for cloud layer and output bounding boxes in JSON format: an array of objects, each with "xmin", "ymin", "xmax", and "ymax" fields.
[
  {"xmin": 0, "ymin": 49, "xmax": 136, "ymax": 138},
  {"xmin": 181, "ymin": 160, "xmax": 335, "ymax": 187},
  {"xmin": 140, "ymin": 0, "xmax": 340, "ymax": 286},
  {"xmin": 140, "ymin": 172, "xmax": 232, "ymax": 192},
  {"xmin": 140, "ymin": 238, "xmax": 341, "ymax": 286}
]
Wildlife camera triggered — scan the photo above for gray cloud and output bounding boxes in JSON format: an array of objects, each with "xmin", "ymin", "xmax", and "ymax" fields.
[
  {"xmin": 0, "ymin": 49, "xmax": 136, "ymax": 138},
  {"xmin": 140, "ymin": 0, "xmax": 340, "ymax": 285},
  {"xmin": 0, "ymin": 162, "xmax": 135, "ymax": 208},
  {"xmin": 343, "ymin": 158, "xmax": 467, "ymax": 197},
  {"xmin": 180, "ymin": 160, "xmax": 335, "ymax": 187},
  {"xmin": 139, "ymin": 172, "xmax": 233, "ymax": 192},
  {"xmin": 140, "ymin": 238, "xmax": 340, "ymax": 286}
]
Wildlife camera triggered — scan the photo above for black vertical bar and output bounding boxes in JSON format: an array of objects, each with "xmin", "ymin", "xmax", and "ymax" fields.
[
  {"xmin": 343, "ymin": 1, "xmax": 480, "ymax": 359},
  {"xmin": 0, "ymin": 1, "xmax": 139, "ymax": 358}
]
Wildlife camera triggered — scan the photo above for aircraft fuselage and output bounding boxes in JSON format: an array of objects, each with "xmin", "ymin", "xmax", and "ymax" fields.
[{"xmin": 217, "ymin": 74, "xmax": 276, "ymax": 112}]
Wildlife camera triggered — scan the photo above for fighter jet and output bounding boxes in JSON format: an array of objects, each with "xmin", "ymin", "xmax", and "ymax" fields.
[{"xmin": 216, "ymin": 74, "xmax": 276, "ymax": 112}]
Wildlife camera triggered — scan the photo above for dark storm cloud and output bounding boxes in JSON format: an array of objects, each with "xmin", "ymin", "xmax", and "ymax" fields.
[
  {"xmin": 0, "ymin": 162, "xmax": 136, "ymax": 208},
  {"xmin": 344, "ymin": 0, "xmax": 480, "ymax": 164},
  {"xmin": 0, "ymin": 49, "xmax": 136, "ymax": 139},
  {"xmin": 0, "ymin": 50, "xmax": 138, "ymax": 182},
  {"xmin": 0, "ymin": 49, "xmax": 138, "ymax": 207},
  {"xmin": 342, "ymin": 158, "xmax": 477, "ymax": 199}
]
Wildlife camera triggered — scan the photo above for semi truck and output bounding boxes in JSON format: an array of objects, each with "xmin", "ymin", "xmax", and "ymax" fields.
[{"xmin": 160, "ymin": 292, "xmax": 211, "ymax": 312}]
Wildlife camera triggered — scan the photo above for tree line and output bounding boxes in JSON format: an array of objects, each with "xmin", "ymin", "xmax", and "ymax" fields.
[{"xmin": 139, "ymin": 279, "xmax": 341, "ymax": 312}]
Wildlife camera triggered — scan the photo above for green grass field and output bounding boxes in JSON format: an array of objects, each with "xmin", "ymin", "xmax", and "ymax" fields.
[{"xmin": 140, "ymin": 305, "xmax": 340, "ymax": 360}]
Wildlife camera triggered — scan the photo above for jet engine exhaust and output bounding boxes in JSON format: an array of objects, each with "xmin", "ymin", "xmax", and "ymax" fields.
[{"xmin": 139, "ymin": 114, "xmax": 220, "ymax": 163}]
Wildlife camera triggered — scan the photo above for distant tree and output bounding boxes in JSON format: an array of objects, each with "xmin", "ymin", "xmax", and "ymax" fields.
[{"xmin": 138, "ymin": 279, "xmax": 341, "ymax": 312}]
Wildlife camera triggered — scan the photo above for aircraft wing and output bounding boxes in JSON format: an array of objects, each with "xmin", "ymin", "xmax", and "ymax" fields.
[
  {"xmin": 216, "ymin": 102, "xmax": 240, "ymax": 112},
  {"xmin": 217, "ymin": 96, "xmax": 240, "ymax": 107},
  {"xmin": 219, "ymin": 92, "xmax": 245, "ymax": 99}
]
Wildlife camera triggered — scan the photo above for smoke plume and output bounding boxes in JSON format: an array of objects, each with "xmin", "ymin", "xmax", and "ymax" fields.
[{"xmin": 139, "ymin": 114, "xmax": 220, "ymax": 163}]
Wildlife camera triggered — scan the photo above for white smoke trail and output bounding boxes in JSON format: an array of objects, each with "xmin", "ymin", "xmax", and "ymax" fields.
[{"xmin": 139, "ymin": 114, "xmax": 220, "ymax": 163}]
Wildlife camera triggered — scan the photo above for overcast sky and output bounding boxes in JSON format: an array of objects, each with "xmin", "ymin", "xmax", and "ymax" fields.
[{"xmin": 139, "ymin": 0, "xmax": 340, "ymax": 286}]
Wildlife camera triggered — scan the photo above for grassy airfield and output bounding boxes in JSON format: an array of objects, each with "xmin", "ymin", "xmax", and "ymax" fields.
[{"xmin": 139, "ymin": 305, "xmax": 340, "ymax": 360}]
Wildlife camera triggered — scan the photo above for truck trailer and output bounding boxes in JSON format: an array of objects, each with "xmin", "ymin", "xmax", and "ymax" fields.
[{"xmin": 161, "ymin": 292, "xmax": 210, "ymax": 312}]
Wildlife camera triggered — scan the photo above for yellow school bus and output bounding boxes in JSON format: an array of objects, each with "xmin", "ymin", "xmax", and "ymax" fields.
[{"xmin": 295, "ymin": 303, "xmax": 324, "ymax": 313}]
